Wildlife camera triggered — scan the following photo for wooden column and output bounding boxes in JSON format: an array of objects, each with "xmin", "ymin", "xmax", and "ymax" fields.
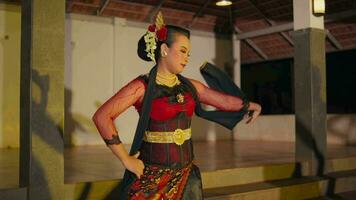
[
  {"xmin": 292, "ymin": 0, "xmax": 327, "ymax": 176},
  {"xmin": 20, "ymin": 0, "xmax": 65, "ymax": 199}
]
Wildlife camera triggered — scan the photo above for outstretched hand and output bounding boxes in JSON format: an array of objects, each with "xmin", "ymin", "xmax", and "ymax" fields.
[
  {"xmin": 123, "ymin": 151, "xmax": 144, "ymax": 179},
  {"xmin": 245, "ymin": 102, "xmax": 261, "ymax": 124}
]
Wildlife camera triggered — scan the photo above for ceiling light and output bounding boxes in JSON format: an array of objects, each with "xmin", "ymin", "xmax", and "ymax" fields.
[
  {"xmin": 313, "ymin": 0, "xmax": 325, "ymax": 14},
  {"xmin": 216, "ymin": 0, "xmax": 232, "ymax": 7}
]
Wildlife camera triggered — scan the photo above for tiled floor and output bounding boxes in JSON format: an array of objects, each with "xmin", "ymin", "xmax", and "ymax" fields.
[{"xmin": 1, "ymin": 140, "xmax": 356, "ymax": 189}]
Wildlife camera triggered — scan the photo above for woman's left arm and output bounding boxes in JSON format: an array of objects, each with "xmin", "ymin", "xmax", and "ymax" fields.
[{"xmin": 189, "ymin": 79, "xmax": 261, "ymax": 123}]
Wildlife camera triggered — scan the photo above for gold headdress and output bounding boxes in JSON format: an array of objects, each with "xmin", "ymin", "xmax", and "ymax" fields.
[{"xmin": 144, "ymin": 11, "xmax": 167, "ymax": 63}]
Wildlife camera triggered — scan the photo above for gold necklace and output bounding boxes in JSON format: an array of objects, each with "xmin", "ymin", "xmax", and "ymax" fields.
[
  {"xmin": 156, "ymin": 72, "xmax": 184, "ymax": 103},
  {"xmin": 156, "ymin": 72, "xmax": 180, "ymax": 87}
]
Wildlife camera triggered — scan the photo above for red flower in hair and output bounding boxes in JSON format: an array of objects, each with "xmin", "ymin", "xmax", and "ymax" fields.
[
  {"xmin": 147, "ymin": 24, "xmax": 167, "ymax": 41},
  {"xmin": 157, "ymin": 26, "xmax": 168, "ymax": 41},
  {"xmin": 148, "ymin": 24, "xmax": 156, "ymax": 32}
]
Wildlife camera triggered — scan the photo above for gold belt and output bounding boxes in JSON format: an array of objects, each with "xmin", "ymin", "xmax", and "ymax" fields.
[{"xmin": 144, "ymin": 128, "xmax": 191, "ymax": 145}]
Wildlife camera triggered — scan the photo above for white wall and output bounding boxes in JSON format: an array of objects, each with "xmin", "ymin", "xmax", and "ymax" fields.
[
  {"xmin": 0, "ymin": 5, "xmax": 21, "ymax": 148},
  {"xmin": 65, "ymin": 14, "xmax": 241, "ymax": 145},
  {"xmin": 65, "ymin": 15, "xmax": 114, "ymax": 146},
  {"xmin": 234, "ymin": 114, "xmax": 356, "ymax": 145}
]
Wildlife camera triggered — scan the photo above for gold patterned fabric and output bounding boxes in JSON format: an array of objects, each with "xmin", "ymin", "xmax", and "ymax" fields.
[
  {"xmin": 127, "ymin": 162, "xmax": 193, "ymax": 200},
  {"xmin": 143, "ymin": 128, "xmax": 191, "ymax": 146}
]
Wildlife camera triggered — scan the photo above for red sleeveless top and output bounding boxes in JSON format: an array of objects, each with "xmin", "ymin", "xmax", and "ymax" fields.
[{"xmin": 133, "ymin": 77, "xmax": 195, "ymax": 122}]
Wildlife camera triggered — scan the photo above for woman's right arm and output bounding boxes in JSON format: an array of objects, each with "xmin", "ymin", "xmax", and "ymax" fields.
[{"xmin": 92, "ymin": 78, "xmax": 145, "ymax": 178}]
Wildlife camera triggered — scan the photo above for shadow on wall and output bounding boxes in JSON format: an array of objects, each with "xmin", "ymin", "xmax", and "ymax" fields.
[
  {"xmin": 327, "ymin": 115, "xmax": 356, "ymax": 145},
  {"xmin": 29, "ymin": 69, "xmax": 64, "ymax": 199},
  {"xmin": 64, "ymin": 17, "xmax": 99, "ymax": 147},
  {"xmin": 64, "ymin": 87, "xmax": 102, "ymax": 147}
]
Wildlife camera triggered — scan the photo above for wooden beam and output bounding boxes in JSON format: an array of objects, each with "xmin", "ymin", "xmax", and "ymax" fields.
[
  {"xmin": 0, "ymin": 0, "xmax": 21, "ymax": 5},
  {"xmin": 234, "ymin": 26, "xmax": 268, "ymax": 60},
  {"xmin": 231, "ymin": 6, "xmax": 267, "ymax": 60},
  {"xmin": 97, "ymin": 0, "xmax": 110, "ymax": 16},
  {"xmin": 326, "ymin": 29, "xmax": 343, "ymax": 50},
  {"xmin": 245, "ymin": 0, "xmax": 294, "ymax": 46},
  {"xmin": 235, "ymin": 23, "xmax": 292, "ymax": 40},
  {"xmin": 188, "ymin": 0, "xmax": 211, "ymax": 28},
  {"xmin": 244, "ymin": 39, "xmax": 268, "ymax": 60},
  {"xmin": 235, "ymin": 9, "xmax": 356, "ymax": 40},
  {"xmin": 112, "ymin": 0, "xmax": 227, "ymax": 18},
  {"xmin": 145, "ymin": 0, "xmax": 167, "ymax": 22},
  {"xmin": 67, "ymin": 0, "xmax": 99, "ymax": 8}
]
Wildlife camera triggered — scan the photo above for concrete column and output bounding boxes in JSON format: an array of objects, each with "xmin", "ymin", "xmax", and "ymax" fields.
[
  {"xmin": 20, "ymin": 0, "xmax": 65, "ymax": 199},
  {"xmin": 233, "ymin": 35, "xmax": 241, "ymax": 139},
  {"xmin": 233, "ymin": 38, "xmax": 241, "ymax": 87},
  {"xmin": 293, "ymin": 0, "xmax": 327, "ymax": 176},
  {"xmin": 214, "ymin": 34, "xmax": 237, "ymax": 139}
]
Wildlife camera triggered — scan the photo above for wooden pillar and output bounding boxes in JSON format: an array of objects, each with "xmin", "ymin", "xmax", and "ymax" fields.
[
  {"xmin": 232, "ymin": 35, "xmax": 241, "ymax": 139},
  {"xmin": 292, "ymin": 0, "xmax": 327, "ymax": 176},
  {"xmin": 20, "ymin": 0, "xmax": 65, "ymax": 199},
  {"xmin": 214, "ymin": 33, "xmax": 238, "ymax": 139}
]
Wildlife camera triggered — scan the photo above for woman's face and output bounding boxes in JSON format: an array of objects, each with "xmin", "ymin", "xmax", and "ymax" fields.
[{"xmin": 164, "ymin": 34, "xmax": 191, "ymax": 74}]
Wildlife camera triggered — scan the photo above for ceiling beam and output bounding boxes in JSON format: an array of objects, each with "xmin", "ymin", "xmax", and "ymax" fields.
[
  {"xmin": 233, "ymin": 2, "xmax": 292, "ymax": 14},
  {"xmin": 235, "ymin": 23, "xmax": 292, "ymax": 40},
  {"xmin": 235, "ymin": 9, "xmax": 356, "ymax": 40},
  {"xmin": 234, "ymin": 25, "xmax": 268, "ymax": 60},
  {"xmin": 244, "ymin": 39, "xmax": 269, "ymax": 60},
  {"xmin": 97, "ymin": 0, "xmax": 110, "ymax": 16},
  {"xmin": 67, "ymin": 0, "xmax": 99, "ymax": 8},
  {"xmin": 112, "ymin": 0, "xmax": 227, "ymax": 18},
  {"xmin": 326, "ymin": 30, "xmax": 343, "ymax": 50},
  {"xmin": 245, "ymin": 0, "xmax": 294, "ymax": 46},
  {"xmin": 188, "ymin": 0, "xmax": 212, "ymax": 28},
  {"xmin": 145, "ymin": 0, "xmax": 167, "ymax": 22},
  {"xmin": 0, "ymin": 0, "xmax": 21, "ymax": 5},
  {"xmin": 231, "ymin": 4, "xmax": 267, "ymax": 60}
]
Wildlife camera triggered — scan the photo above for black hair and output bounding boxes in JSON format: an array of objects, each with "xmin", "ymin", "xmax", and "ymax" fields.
[{"xmin": 137, "ymin": 25, "xmax": 190, "ymax": 62}]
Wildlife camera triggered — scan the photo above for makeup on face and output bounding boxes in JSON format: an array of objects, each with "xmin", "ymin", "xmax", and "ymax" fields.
[
  {"xmin": 173, "ymin": 36, "xmax": 190, "ymax": 70},
  {"xmin": 161, "ymin": 34, "xmax": 191, "ymax": 75}
]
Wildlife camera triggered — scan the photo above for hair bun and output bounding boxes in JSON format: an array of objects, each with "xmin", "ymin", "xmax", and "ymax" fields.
[{"xmin": 137, "ymin": 35, "xmax": 153, "ymax": 62}]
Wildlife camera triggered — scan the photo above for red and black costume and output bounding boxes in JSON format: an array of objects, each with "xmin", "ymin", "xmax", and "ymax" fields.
[{"xmin": 93, "ymin": 63, "xmax": 248, "ymax": 199}]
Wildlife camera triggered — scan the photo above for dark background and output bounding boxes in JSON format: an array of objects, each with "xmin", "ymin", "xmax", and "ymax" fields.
[{"xmin": 241, "ymin": 49, "xmax": 356, "ymax": 114}]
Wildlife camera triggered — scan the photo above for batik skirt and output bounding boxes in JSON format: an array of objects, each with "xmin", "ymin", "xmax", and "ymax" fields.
[{"xmin": 126, "ymin": 162, "xmax": 203, "ymax": 200}]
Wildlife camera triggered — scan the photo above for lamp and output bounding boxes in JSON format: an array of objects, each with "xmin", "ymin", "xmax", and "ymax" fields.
[
  {"xmin": 216, "ymin": 0, "xmax": 232, "ymax": 7},
  {"xmin": 313, "ymin": 0, "xmax": 325, "ymax": 14}
]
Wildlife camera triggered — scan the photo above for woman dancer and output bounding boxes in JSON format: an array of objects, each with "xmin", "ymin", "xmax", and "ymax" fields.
[{"xmin": 92, "ymin": 12, "xmax": 261, "ymax": 200}]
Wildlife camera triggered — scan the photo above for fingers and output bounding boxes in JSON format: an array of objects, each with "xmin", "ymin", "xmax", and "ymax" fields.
[
  {"xmin": 245, "ymin": 102, "xmax": 262, "ymax": 124},
  {"xmin": 246, "ymin": 117, "xmax": 252, "ymax": 124},
  {"xmin": 134, "ymin": 161, "xmax": 144, "ymax": 179},
  {"xmin": 125, "ymin": 152, "xmax": 144, "ymax": 179},
  {"xmin": 246, "ymin": 110, "xmax": 260, "ymax": 124},
  {"xmin": 243, "ymin": 113, "xmax": 248, "ymax": 120},
  {"xmin": 249, "ymin": 114, "xmax": 258, "ymax": 124},
  {"xmin": 135, "ymin": 172, "xmax": 142, "ymax": 179},
  {"xmin": 245, "ymin": 111, "xmax": 253, "ymax": 124},
  {"xmin": 133, "ymin": 151, "xmax": 140, "ymax": 158}
]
